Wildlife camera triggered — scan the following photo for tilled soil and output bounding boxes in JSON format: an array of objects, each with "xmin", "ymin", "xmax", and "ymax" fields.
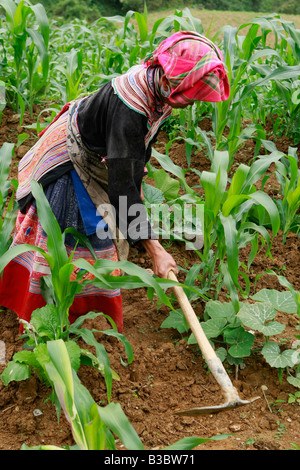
[{"xmin": 0, "ymin": 107, "xmax": 299, "ymax": 450}]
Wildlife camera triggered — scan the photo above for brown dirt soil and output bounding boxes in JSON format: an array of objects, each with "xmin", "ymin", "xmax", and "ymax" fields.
[{"xmin": 0, "ymin": 107, "xmax": 300, "ymax": 451}]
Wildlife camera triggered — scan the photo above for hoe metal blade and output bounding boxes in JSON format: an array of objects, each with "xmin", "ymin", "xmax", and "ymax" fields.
[{"xmin": 175, "ymin": 393, "xmax": 260, "ymax": 416}]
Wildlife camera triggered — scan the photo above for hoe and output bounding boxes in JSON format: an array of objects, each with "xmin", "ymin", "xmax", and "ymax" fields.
[{"xmin": 168, "ymin": 270, "xmax": 260, "ymax": 416}]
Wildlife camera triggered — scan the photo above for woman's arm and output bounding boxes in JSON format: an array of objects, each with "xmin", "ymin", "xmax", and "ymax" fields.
[{"xmin": 141, "ymin": 238, "xmax": 177, "ymax": 279}]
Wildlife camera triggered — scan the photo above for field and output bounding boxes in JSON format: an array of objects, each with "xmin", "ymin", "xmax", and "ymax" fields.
[
  {"xmin": 147, "ymin": 8, "xmax": 300, "ymax": 35},
  {"xmin": 0, "ymin": 3, "xmax": 300, "ymax": 451}
]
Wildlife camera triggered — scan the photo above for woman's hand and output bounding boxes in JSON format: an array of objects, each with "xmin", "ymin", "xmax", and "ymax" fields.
[{"xmin": 141, "ymin": 239, "xmax": 178, "ymax": 279}]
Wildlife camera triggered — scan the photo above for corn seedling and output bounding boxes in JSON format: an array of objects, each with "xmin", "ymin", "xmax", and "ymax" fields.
[
  {"xmin": 0, "ymin": 0, "xmax": 49, "ymax": 116},
  {"xmin": 0, "ymin": 180, "xmax": 178, "ymax": 400},
  {"xmin": 0, "ymin": 79, "xmax": 5, "ymax": 122},
  {"xmin": 20, "ymin": 339, "xmax": 229, "ymax": 450},
  {"xmin": 0, "ymin": 142, "xmax": 18, "ymax": 256},
  {"xmin": 274, "ymin": 147, "xmax": 300, "ymax": 242}
]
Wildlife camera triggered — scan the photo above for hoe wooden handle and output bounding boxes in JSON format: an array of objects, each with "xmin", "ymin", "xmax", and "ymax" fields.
[
  {"xmin": 167, "ymin": 270, "xmax": 217, "ymax": 363},
  {"xmin": 167, "ymin": 270, "xmax": 239, "ymax": 396}
]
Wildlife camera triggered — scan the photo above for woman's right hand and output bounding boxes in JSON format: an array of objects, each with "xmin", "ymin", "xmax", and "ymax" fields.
[{"xmin": 141, "ymin": 239, "xmax": 178, "ymax": 279}]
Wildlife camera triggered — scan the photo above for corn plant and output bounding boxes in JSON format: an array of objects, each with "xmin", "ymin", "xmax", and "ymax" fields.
[
  {"xmin": 42, "ymin": 340, "xmax": 143, "ymax": 450},
  {"xmin": 0, "ymin": 142, "xmax": 18, "ymax": 256},
  {"xmin": 0, "ymin": 181, "xmax": 171, "ymax": 333},
  {"xmin": 19, "ymin": 339, "xmax": 229, "ymax": 451},
  {"xmin": 274, "ymin": 147, "xmax": 300, "ymax": 241},
  {"xmin": 0, "ymin": 180, "xmax": 178, "ymax": 400},
  {"xmin": 0, "ymin": 79, "xmax": 5, "ymax": 122},
  {"xmin": 202, "ymin": 148, "xmax": 284, "ymax": 307},
  {"xmin": 150, "ymin": 146, "xmax": 283, "ymax": 310},
  {"xmin": 160, "ymin": 15, "xmax": 300, "ymax": 167},
  {"xmin": 45, "ymin": 7, "xmax": 206, "ymax": 104},
  {"xmin": 0, "ymin": 0, "xmax": 50, "ymax": 116},
  {"xmin": 48, "ymin": 18, "xmax": 124, "ymax": 101},
  {"xmin": 209, "ymin": 17, "xmax": 300, "ymax": 164}
]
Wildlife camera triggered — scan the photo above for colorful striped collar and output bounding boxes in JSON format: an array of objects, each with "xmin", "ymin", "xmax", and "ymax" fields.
[{"xmin": 112, "ymin": 65, "xmax": 172, "ymax": 149}]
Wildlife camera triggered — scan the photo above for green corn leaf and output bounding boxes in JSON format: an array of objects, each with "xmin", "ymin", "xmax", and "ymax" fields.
[
  {"xmin": 180, "ymin": 7, "xmax": 204, "ymax": 34},
  {"xmin": 0, "ymin": 80, "xmax": 6, "ymax": 113},
  {"xmin": 96, "ymin": 328, "xmax": 134, "ymax": 365},
  {"xmin": 221, "ymin": 263, "xmax": 240, "ymax": 313},
  {"xmin": 0, "ymin": 143, "xmax": 14, "ymax": 187},
  {"xmin": 222, "ymin": 194, "xmax": 251, "ymax": 217},
  {"xmin": 287, "ymin": 186, "xmax": 300, "ymax": 213},
  {"xmin": 222, "ymin": 25, "xmax": 237, "ymax": 73},
  {"xmin": 286, "ymin": 154, "xmax": 299, "ymax": 187},
  {"xmin": 249, "ymin": 191, "xmax": 280, "ymax": 236},
  {"xmin": 227, "ymin": 164, "xmax": 250, "ymax": 198},
  {"xmin": 73, "ymin": 258, "xmax": 173, "ymax": 308},
  {"xmin": 80, "ymin": 350, "xmax": 120, "ymax": 382},
  {"xmin": 45, "ymin": 340, "xmax": 90, "ymax": 449},
  {"xmin": 0, "ymin": 207, "xmax": 18, "ymax": 256},
  {"xmin": 248, "ymin": 48, "xmax": 282, "ymax": 64},
  {"xmin": 134, "ymin": 11, "xmax": 148, "ymax": 43},
  {"xmin": 72, "ymin": 327, "xmax": 113, "ymax": 402},
  {"xmin": 240, "ymin": 64, "xmax": 300, "ymax": 101},
  {"xmin": 214, "ymin": 170, "xmax": 228, "ymax": 211},
  {"xmin": 64, "ymin": 227, "xmax": 97, "ymax": 261},
  {"xmin": 242, "ymin": 152, "xmax": 284, "ymax": 192},
  {"xmin": 0, "ymin": 243, "xmax": 53, "ymax": 274},
  {"xmin": 30, "ymin": 2, "xmax": 50, "ymax": 47},
  {"xmin": 83, "ymin": 403, "xmax": 106, "ymax": 451},
  {"xmin": 26, "ymin": 27, "xmax": 49, "ymax": 81},
  {"xmin": 240, "ymin": 221, "xmax": 271, "ymax": 245},
  {"xmin": 239, "ymin": 22, "xmax": 260, "ymax": 59},
  {"xmin": 98, "ymin": 402, "xmax": 144, "ymax": 450},
  {"xmin": 31, "ymin": 180, "xmax": 68, "ymax": 269},
  {"xmin": 91, "ymin": 274, "xmax": 151, "ymax": 290},
  {"xmin": 56, "ymin": 263, "xmax": 81, "ymax": 313},
  {"xmin": 46, "ymin": 339, "xmax": 74, "ymax": 397},
  {"xmin": 165, "ymin": 434, "xmax": 230, "ymax": 450},
  {"xmin": 152, "ymin": 148, "xmax": 191, "ymax": 193},
  {"xmin": 0, "ymin": 0, "xmax": 16, "ymax": 29},
  {"xmin": 220, "ymin": 214, "xmax": 239, "ymax": 286},
  {"xmin": 201, "ymin": 171, "xmax": 218, "ymax": 213},
  {"xmin": 211, "ymin": 149, "xmax": 229, "ymax": 175}
]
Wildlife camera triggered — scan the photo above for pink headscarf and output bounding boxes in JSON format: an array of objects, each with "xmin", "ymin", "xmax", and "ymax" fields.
[{"xmin": 144, "ymin": 31, "xmax": 230, "ymax": 105}]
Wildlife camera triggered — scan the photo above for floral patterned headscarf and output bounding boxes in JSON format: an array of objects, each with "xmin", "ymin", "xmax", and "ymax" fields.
[{"xmin": 144, "ymin": 31, "xmax": 230, "ymax": 105}]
